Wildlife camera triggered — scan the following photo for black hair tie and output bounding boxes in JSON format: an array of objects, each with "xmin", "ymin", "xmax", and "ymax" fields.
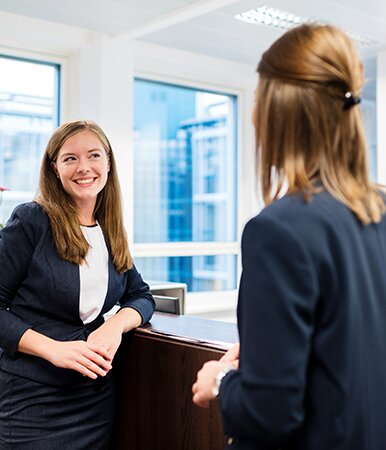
[{"xmin": 344, "ymin": 91, "xmax": 361, "ymax": 110}]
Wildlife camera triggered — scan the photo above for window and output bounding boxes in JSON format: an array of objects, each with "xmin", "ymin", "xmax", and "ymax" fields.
[
  {"xmin": 362, "ymin": 57, "xmax": 377, "ymax": 180},
  {"xmin": 0, "ymin": 55, "xmax": 60, "ymax": 223},
  {"xmin": 133, "ymin": 79, "xmax": 238, "ymax": 293}
]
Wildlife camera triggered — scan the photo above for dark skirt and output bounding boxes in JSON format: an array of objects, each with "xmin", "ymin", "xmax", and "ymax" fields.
[{"xmin": 0, "ymin": 368, "xmax": 115, "ymax": 449}]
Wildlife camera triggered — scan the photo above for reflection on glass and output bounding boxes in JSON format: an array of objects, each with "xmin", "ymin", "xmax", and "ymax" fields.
[
  {"xmin": 135, "ymin": 255, "xmax": 237, "ymax": 292},
  {"xmin": 0, "ymin": 56, "xmax": 59, "ymax": 222},
  {"xmin": 133, "ymin": 79, "xmax": 237, "ymax": 243}
]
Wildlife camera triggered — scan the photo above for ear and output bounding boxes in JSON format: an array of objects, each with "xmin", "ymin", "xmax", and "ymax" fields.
[
  {"xmin": 51, "ymin": 162, "xmax": 60, "ymax": 178},
  {"xmin": 107, "ymin": 160, "xmax": 111, "ymax": 173}
]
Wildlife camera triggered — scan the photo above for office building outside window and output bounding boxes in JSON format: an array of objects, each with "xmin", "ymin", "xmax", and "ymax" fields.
[
  {"xmin": 133, "ymin": 79, "xmax": 238, "ymax": 292},
  {"xmin": 0, "ymin": 55, "xmax": 60, "ymax": 224}
]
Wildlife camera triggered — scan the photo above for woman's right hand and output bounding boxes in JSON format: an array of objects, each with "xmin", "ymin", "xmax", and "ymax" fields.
[
  {"xmin": 46, "ymin": 340, "xmax": 112, "ymax": 379},
  {"xmin": 18, "ymin": 329, "xmax": 112, "ymax": 379}
]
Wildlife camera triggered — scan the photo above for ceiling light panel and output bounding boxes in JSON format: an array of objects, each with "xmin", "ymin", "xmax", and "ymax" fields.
[
  {"xmin": 235, "ymin": 6, "xmax": 306, "ymax": 30},
  {"xmin": 235, "ymin": 5, "xmax": 381, "ymax": 47}
]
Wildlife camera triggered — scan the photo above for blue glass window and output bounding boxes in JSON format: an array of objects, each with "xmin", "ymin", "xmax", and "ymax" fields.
[
  {"xmin": 362, "ymin": 57, "xmax": 377, "ymax": 180},
  {"xmin": 133, "ymin": 79, "xmax": 238, "ymax": 292},
  {"xmin": 135, "ymin": 255, "xmax": 237, "ymax": 292},
  {"xmin": 133, "ymin": 79, "xmax": 237, "ymax": 244},
  {"xmin": 0, "ymin": 55, "xmax": 60, "ymax": 223}
]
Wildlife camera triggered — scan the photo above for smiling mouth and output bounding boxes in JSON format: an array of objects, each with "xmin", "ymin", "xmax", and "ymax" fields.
[{"xmin": 75, "ymin": 178, "xmax": 95, "ymax": 185}]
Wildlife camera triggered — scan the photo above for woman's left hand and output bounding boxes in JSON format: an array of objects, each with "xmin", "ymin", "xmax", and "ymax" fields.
[
  {"xmin": 87, "ymin": 320, "xmax": 122, "ymax": 363},
  {"xmin": 192, "ymin": 360, "xmax": 234, "ymax": 409},
  {"xmin": 87, "ymin": 307, "xmax": 142, "ymax": 364}
]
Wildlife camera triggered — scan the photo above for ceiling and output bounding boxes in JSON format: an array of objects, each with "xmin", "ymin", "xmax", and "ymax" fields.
[{"xmin": 0, "ymin": 0, "xmax": 386, "ymax": 65}]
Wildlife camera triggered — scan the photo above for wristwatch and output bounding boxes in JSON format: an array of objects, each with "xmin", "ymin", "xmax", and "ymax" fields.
[{"xmin": 212, "ymin": 365, "xmax": 235, "ymax": 397}]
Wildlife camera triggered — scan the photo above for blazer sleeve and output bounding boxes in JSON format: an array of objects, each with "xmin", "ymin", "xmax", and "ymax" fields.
[
  {"xmin": 0, "ymin": 204, "xmax": 37, "ymax": 357},
  {"xmin": 219, "ymin": 214, "xmax": 319, "ymax": 448},
  {"xmin": 118, "ymin": 265, "xmax": 155, "ymax": 325}
]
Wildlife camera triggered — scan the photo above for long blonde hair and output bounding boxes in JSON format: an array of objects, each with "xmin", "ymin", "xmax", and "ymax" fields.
[
  {"xmin": 255, "ymin": 24, "xmax": 385, "ymax": 224},
  {"xmin": 36, "ymin": 120, "xmax": 133, "ymax": 273}
]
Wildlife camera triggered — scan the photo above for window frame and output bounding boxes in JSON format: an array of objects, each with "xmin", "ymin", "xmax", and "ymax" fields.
[
  {"xmin": 0, "ymin": 47, "xmax": 65, "ymax": 218},
  {"xmin": 0, "ymin": 45, "xmax": 68, "ymax": 120},
  {"xmin": 131, "ymin": 74, "xmax": 241, "ymax": 311}
]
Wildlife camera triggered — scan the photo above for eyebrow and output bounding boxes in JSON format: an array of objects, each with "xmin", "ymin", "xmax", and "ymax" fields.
[{"xmin": 60, "ymin": 148, "xmax": 104, "ymax": 157}]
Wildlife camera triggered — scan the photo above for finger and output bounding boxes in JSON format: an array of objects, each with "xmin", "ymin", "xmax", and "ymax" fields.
[
  {"xmin": 192, "ymin": 394, "xmax": 209, "ymax": 408},
  {"xmin": 220, "ymin": 353, "xmax": 234, "ymax": 362},
  {"xmin": 79, "ymin": 356, "xmax": 109, "ymax": 377},
  {"xmin": 72, "ymin": 362, "xmax": 98, "ymax": 380},
  {"xmin": 82, "ymin": 347, "xmax": 112, "ymax": 371},
  {"xmin": 93, "ymin": 353, "xmax": 113, "ymax": 371},
  {"xmin": 87, "ymin": 343, "xmax": 113, "ymax": 364},
  {"xmin": 87, "ymin": 342, "xmax": 113, "ymax": 362}
]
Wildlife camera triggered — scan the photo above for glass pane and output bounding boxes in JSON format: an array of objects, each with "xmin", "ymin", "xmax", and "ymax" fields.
[
  {"xmin": 0, "ymin": 56, "xmax": 60, "ymax": 224},
  {"xmin": 133, "ymin": 79, "xmax": 237, "ymax": 243},
  {"xmin": 362, "ymin": 57, "xmax": 377, "ymax": 180},
  {"xmin": 135, "ymin": 255, "xmax": 237, "ymax": 292}
]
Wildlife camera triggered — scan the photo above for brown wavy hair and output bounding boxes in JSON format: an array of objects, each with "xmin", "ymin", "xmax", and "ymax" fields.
[
  {"xmin": 36, "ymin": 120, "xmax": 133, "ymax": 273},
  {"xmin": 255, "ymin": 24, "xmax": 385, "ymax": 224}
]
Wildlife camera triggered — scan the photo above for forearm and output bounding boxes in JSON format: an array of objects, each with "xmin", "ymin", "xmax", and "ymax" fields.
[
  {"xmin": 17, "ymin": 328, "xmax": 56, "ymax": 362},
  {"xmin": 107, "ymin": 307, "xmax": 142, "ymax": 334}
]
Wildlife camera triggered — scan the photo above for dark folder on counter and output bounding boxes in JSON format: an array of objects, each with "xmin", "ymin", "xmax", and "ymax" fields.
[{"xmin": 153, "ymin": 295, "xmax": 181, "ymax": 315}]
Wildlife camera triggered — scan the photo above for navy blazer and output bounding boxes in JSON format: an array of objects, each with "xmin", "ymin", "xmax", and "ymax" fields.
[
  {"xmin": 219, "ymin": 190, "xmax": 386, "ymax": 450},
  {"xmin": 0, "ymin": 202, "xmax": 155, "ymax": 385}
]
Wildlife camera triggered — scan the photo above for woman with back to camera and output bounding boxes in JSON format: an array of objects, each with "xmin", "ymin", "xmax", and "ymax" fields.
[
  {"xmin": 192, "ymin": 24, "xmax": 386, "ymax": 450},
  {"xmin": 0, "ymin": 120, "xmax": 155, "ymax": 448}
]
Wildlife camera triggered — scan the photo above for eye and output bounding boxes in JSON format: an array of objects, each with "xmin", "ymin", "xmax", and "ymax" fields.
[
  {"xmin": 63, "ymin": 156, "xmax": 76, "ymax": 162},
  {"xmin": 90, "ymin": 152, "xmax": 102, "ymax": 159}
]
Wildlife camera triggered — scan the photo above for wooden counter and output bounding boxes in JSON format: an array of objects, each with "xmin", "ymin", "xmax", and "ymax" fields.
[{"xmin": 113, "ymin": 313, "xmax": 238, "ymax": 450}]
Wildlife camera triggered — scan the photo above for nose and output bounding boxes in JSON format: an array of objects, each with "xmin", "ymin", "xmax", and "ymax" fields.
[{"xmin": 76, "ymin": 157, "xmax": 91, "ymax": 173}]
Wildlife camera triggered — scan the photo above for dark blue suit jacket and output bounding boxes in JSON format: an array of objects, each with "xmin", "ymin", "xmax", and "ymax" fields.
[
  {"xmin": 0, "ymin": 202, "xmax": 155, "ymax": 385},
  {"xmin": 219, "ymin": 191, "xmax": 386, "ymax": 450}
]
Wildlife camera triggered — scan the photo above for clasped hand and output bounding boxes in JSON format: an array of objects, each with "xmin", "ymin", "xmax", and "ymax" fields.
[{"xmin": 48, "ymin": 321, "xmax": 122, "ymax": 379}]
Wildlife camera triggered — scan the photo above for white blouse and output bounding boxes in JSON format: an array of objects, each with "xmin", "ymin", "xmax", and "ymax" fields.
[{"xmin": 79, "ymin": 224, "xmax": 109, "ymax": 324}]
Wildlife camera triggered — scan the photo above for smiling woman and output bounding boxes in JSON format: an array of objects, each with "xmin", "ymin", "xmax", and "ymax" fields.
[{"xmin": 0, "ymin": 120, "xmax": 155, "ymax": 449}]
